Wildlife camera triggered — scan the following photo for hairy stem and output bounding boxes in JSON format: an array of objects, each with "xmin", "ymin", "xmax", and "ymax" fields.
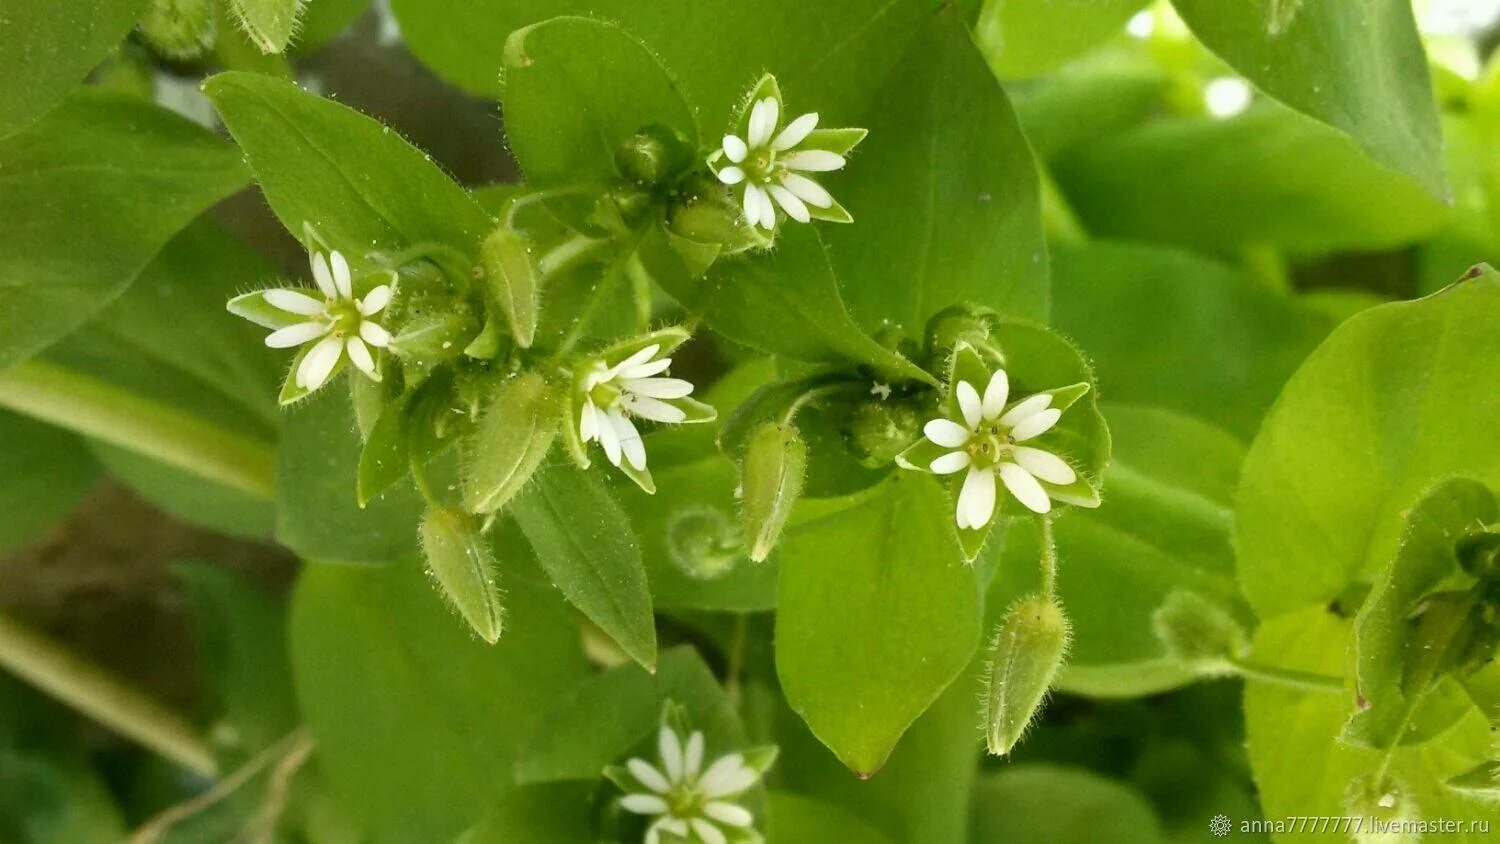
[
  {"xmin": 0, "ymin": 360, "xmax": 276, "ymax": 500},
  {"xmin": 0, "ymin": 612, "xmax": 217, "ymax": 777},
  {"xmin": 1225, "ymin": 657, "xmax": 1343, "ymax": 694},
  {"xmin": 1039, "ymin": 516, "xmax": 1059, "ymax": 601}
]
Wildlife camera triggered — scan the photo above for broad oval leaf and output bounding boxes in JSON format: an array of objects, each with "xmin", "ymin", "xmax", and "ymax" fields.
[
  {"xmin": 971, "ymin": 764, "xmax": 1164, "ymax": 843},
  {"xmin": 977, "ymin": 0, "xmax": 1148, "ymax": 80},
  {"xmin": 0, "ymin": 0, "xmax": 147, "ymax": 138},
  {"xmin": 1236, "ymin": 270, "xmax": 1500, "ymax": 618}
]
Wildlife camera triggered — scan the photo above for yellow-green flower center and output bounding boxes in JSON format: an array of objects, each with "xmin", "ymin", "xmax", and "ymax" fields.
[{"xmin": 966, "ymin": 424, "xmax": 1016, "ymax": 470}]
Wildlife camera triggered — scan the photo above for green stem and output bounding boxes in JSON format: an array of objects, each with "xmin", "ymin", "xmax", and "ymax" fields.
[
  {"xmin": 1225, "ymin": 657, "xmax": 1343, "ymax": 694},
  {"xmin": 725, "ymin": 614, "xmax": 749, "ymax": 709},
  {"xmin": 536, "ymin": 233, "xmax": 610, "ymax": 278},
  {"xmin": 546, "ymin": 228, "xmax": 651, "ymax": 366},
  {"xmin": 1039, "ymin": 516, "xmax": 1059, "ymax": 601},
  {"xmin": 1038, "ymin": 164, "xmax": 1087, "ymax": 245},
  {"xmin": 0, "ymin": 360, "xmax": 276, "ymax": 500},
  {"xmin": 0, "ymin": 612, "xmax": 217, "ymax": 777}
]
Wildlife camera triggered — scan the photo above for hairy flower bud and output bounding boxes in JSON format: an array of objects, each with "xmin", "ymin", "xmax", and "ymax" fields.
[
  {"xmin": 740, "ymin": 423, "xmax": 806, "ymax": 562},
  {"xmin": 462, "ymin": 372, "xmax": 559, "ymax": 515},
  {"xmin": 1151, "ymin": 590, "xmax": 1249, "ymax": 676},
  {"xmin": 984, "ymin": 595, "xmax": 1071, "ymax": 755},
  {"xmin": 924, "ymin": 304, "xmax": 1002, "ymax": 366},
  {"xmin": 138, "ymin": 0, "xmax": 217, "ymax": 61},
  {"xmin": 615, "ymin": 124, "xmax": 694, "ymax": 187},
  {"xmin": 419, "ymin": 507, "xmax": 504, "ymax": 644},
  {"xmin": 479, "ymin": 225, "xmax": 539, "ymax": 349},
  {"xmin": 850, "ymin": 398, "xmax": 922, "ymax": 465},
  {"xmin": 667, "ymin": 178, "xmax": 766, "ymax": 257}
]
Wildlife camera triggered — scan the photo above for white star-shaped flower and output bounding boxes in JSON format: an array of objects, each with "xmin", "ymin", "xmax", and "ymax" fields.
[
  {"xmin": 921, "ymin": 369, "xmax": 1077, "ymax": 527},
  {"xmin": 257, "ymin": 249, "xmax": 393, "ymax": 393},
  {"xmin": 578, "ymin": 344, "xmax": 698, "ymax": 476},
  {"xmin": 618, "ymin": 726, "xmax": 763, "ymax": 844}
]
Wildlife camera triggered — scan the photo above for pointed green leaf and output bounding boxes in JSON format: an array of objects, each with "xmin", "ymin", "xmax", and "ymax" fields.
[
  {"xmin": 462, "ymin": 373, "xmax": 559, "ymax": 514},
  {"xmin": 420, "ymin": 507, "xmax": 505, "ymax": 644},
  {"xmin": 227, "ymin": 0, "xmax": 305, "ymax": 53},
  {"xmin": 0, "ymin": 0, "xmax": 147, "ymax": 138}
]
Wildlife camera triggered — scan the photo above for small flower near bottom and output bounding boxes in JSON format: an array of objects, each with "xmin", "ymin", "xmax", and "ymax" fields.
[
  {"xmin": 228, "ymin": 248, "xmax": 393, "ymax": 402},
  {"xmin": 612, "ymin": 725, "xmax": 770, "ymax": 844},
  {"xmin": 923, "ymin": 368, "xmax": 1076, "ymax": 525}
]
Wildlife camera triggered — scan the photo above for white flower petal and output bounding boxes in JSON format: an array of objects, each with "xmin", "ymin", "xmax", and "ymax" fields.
[
  {"xmin": 703, "ymin": 766, "xmax": 758, "ymax": 799},
  {"xmin": 758, "ymin": 187, "xmax": 777, "ymax": 230},
  {"xmin": 698, "ymin": 754, "xmax": 746, "ymax": 797},
  {"xmin": 768, "ymin": 185, "xmax": 810, "ymax": 223},
  {"xmin": 628, "ymin": 759, "xmax": 672, "ymax": 794},
  {"xmin": 660, "ymin": 818, "xmax": 689, "ymax": 837},
  {"xmin": 624, "ymin": 394, "xmax": 688, "ymax": 424},
  {"xmin": 597, "ymin": 406, "xmax": 623, "ymax": 467},
  {"xmin": 703, "ymin": 801, "xmax": 754, "ymax": 827},
  {"xmin": 722, "ymin": 134, "xmax": 748, "ymax": 163},
  {"xmin": 684, "ymin": 731, "xmax": 705, "ymax": 777},
  {"xmin": 611, "ymin": 409, "xmax": 647, "ymax": 471},
  {"xmin": 613, "ymin": 344, "xmax": 662, "ymax": 375},
  {"xmin": 644, "ymin": 821, "xmax": 661, "ymax": 844},
  {"xmin": 359, "ymin": 284, "xmax": 392, "ymax": 315},
  {"xmin": 956, "ymin": 381, "xmax": 983, "ymax": 429},
  {"xmin": 584, "ymin": 363, "xmax": 614, "ymax": 391},
  {"xmin": 297, "ymin": 335, "xmax": 343, "ymax": 391},
  {"xmin": 264, "ymin": 289, "xmax": 326, "ymax": 316},
  {"xmin": 691, "ymin": 818, "xmax": 727, "ymax": 844},
  {"xmin": 1012, "ymin": 446, "xmax": 1076, "ymax": 485},
  {"xmin": 982, "ymin": 370, "xmax": 1010, "ymax": 420},
  {"xmin": 265, "ymin": 321, "xmax": 328, "ymax": 349},
  {"xmin": 659, "ymin": 726, "xmax": 684, "ymax": 783},
  {"xmin": 959, "ymin": 466, "xmax": 997, "ymax": 530},
  {"xmin": 617, "ymin": 357, "xmax": 673, "ymax": 380},
  {"xmin": 311, "ymin": 252, "xmax": 337, "ymax": 298},
  {"xmin": 930, "ymin": 451, "xmax": 971, "ymax": 475},
  {"xmin": 997, "ymin": 393, "xmax": 1052, "ymax": 428},
  {"xmin": 999, "ymin": 462, "xmax": 1052, "ymax": 514},
  {"xmin": 620, "ymin": 794, "xmax": 669, "ymax": 815},
  {"xmin": 772, "ymin": 112, "xmax": 818, "ymax": 151},
  {"xmin": 1010, "ymin": 408, "xmax": 1062, "ymax": 442},
  {"xmin": 623, "ymin": 377, "xmax": 694, "ymax": 399},
  {"xmin": 330, "ymin": 250, "xmax": 353, "ymax": 298},
  {"xmin": 359, "ymin": 320, "xmax": 391, "ymax": 348},
  {"xmin": 579, "ymin": 399, "xmax": 598, "ymax": 443},
  {"xmin": 781, "ymin": 150, "xmax": 845, "ymax": 172},
  {"xmin": 924, "ymin": 418, "xmax": 971, "ymax": 448},
  {"xmin": 748, "ymin": 97, "xmax": 779, "ymax": 148},
  {"xmin": 778, "ymin": 172, "xmax": 834, "ymax": 208},
  {"xmin": 742, "ymin": 184, "xmax": 766, "ymax": 226},
  {"xmin": 345, "ymin": 336, "xmax": 378, "ymax": 379},
  {"xmin": 717, "ymin": 165, "xmax": 746, "ymax": 185}
]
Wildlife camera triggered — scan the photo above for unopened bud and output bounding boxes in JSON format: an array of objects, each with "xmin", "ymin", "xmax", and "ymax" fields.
[
  {"xmin": 615, "ymin": 124, "xmax": 694, "ymax": 187},
  {"xmin": 984, "ymin": 595, "xmax": 1070, "ymax": 755},
  {"xmin": 138, "ymin": 0, "xmax": 217, "ymax": 60},
  {"xmin": 389, "ymin": 295, "xmax": 482, "ymax": 364},
  {"xmin": 924, "ymin": 305, "xmax": 1002, "ymax": 365},
  {"xmin": 420, "ymin": 507, "xmax": 504, "ymax": 644},
  {"xmin": 479, "ymin": 226, "xmax": 539, "ymax": 348},
  {"xmin": 850, "ymin": 399, "xmax": 921, "ymax": 465},
  {"xmin": 462, "ymin": 372, "xmax": 558, "ymax": 515},
  {"xmin": 1343, "ymin": 774, "xmax": 1420, "ymax": 843},
  {"xmin": 667, "ymin": 179, "xmax": 765, "ymax": 257},
  {"xmin": 1151, "ymin": 591, "xmax": 1248, "ymax": 675},
  {"xmin": 741, "ymin": 423, "xmax": 806, "ymax": 562}
]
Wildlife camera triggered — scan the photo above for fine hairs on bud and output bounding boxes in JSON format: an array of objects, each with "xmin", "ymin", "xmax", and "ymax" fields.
[
  {"xmin": 983, "ymin": 595, "xmax": 1071, "ymax": 756},
  {"xmin": 138, "ymin": 0, "xmax": 217, "ymax": 61},
  {"xmin": 740, "ymin": 423, "xmax": 806, "ymax": 563},
  {"xmin": 1151, "ymin": 590, "xmax": 1250, "ymax": 676},
  {"xmin": 420, "ymin": 507, "xmax": 505, "ymax": 644}
]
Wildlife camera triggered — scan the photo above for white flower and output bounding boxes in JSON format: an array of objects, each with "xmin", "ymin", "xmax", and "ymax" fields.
[
  {"xmin": 922, "ymin": 369, "xmax": 1077, "ymax": 526},
  {"xmin": 619, "ymin": 726, "xmax": 763, "ymax": 844},
  {"xmin": 578, "ymin": 344, "xmax": 698, "ymax": 474},
  {"xmin": 258, "ymin": 250, "xmax": 392, "ymax": 393},
  {"xmin": 713, "ymin": 95, "xmax": 849, "ymax": 231}
]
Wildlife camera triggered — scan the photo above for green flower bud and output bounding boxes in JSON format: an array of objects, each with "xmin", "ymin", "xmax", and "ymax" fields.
[
  {"xmin": 479, "ymin": 225, "xmax": 539, "ymax": 349},
  {"xmin": 1404, "ymin": 590, "xmax": 1494, "ymax": 689},
  {"xmin": 666, "ymin": 506, "xmax": 744, "ymax": 580},
  {"xmin": 419, "ymin": 507, "xmax": 504, "ymax": 644},
  {"xmin": 462, "ymin": 373, "xmax": 559, "ymax": 515},
  {"xmin": 138, "ymin": 0, "xmax": 217, "ymax": 60},
  {"xmin": 984, "ymin": 595, "xmax": 1071, "ymax": 756},
  {"xmin": 850, "ymin": 398, "xmax": 922, "ymax": 465},
  {"xmin": 615, "ymin": 124, "xmax": 694, "ymax": 187},
  {"xmin": 924, "ymin": 304, "xmax": 1002, "ymax": 365},
  {"xmin": 1343, "ymin": 774, "xmax": 1420, "ymax": 843},
  {"xmin": 667, "ymin": 179, "xmax": 766, "ymax": 256},
  {"xmin": 741, "ymin": 423, "xmax": 806, "ymax": 562},
  {"xmin": 1457, "ymin": 527, "xmax": 1500, "ymax": 581},
  {"xmin": 388, "ymin": 294, "xmax": 482, "ymax": 366},
  {"xmin": 1151, "ymin": 591, "xmax": 1249, "ymax": 676}
]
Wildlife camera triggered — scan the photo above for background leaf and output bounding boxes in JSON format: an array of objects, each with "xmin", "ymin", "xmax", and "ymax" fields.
[
  {"xmin": 0, "ymin": 413, "xmax": 96, "ymax": 555},
  {"xmin": 970, "ymin": 764, "xmax": 1163, "ymax": 843},
  {"xmin": 976, "ymin": 0, "xmax": 1148, "ymax": 80},
  {"xmin": 0, "ymin": 0, "xmax": 147, "ymax": 138}
]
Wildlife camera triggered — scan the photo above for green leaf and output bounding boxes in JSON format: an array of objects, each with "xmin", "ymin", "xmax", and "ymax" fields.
[
  {"xmin": 766, "ymin": 792, "xmax": 897, "ymax": 844},
  {"xmin": 289, "ymin": 558, "xmax": 588, "ymax": 841},
  {"xmin": 1056, "ymin": 104, "xmax": 1448, "ymax": 254},
  {"xmin": 462, "ymin": 373, "xmax": 559, "ymax": 514},
  {"xmin": 420, "ymin": 507, "xmax": 505, "ymax": 644},
  {"xmin": 827, "ymin": 10, "xmax": 1048, "ymax": 342},
  {"xmin": 278, "ymin": 386, "xmax": 423, "ymax": 565},
  {"xmin": 227, "ymin": 0, "xmax": 305, "ymax": 53},
  {"xmin": 976, "ymin": 0, "xmax": 1148, "ymax": 80},
  {"xmin": 510, "ymin": 463, "xmax": 657, "ymax": 669},
  {"xmin": 776, "ymin": 475, "xmax": 980, "ymax": 775},
  {"xmin": 1346, "ymin": 479, "xmax": 1499, "ymax": 749},
  {"xmin": 1169, "ymin": 0, "xmax": 1447, "ymax": 198},
  {"xmin": 500, "ymin": 16, "xmax": 699, "ymax": 187},
  {"xmin": 0, "ymin": 90, "xmax": 249, "ymax": 370},
  {"xmin": 1051, "ymin": 242, "xmax": 1330, "ymax": 440},
  {"xmin": 457, "ymin": 784, "xmax": 594, "ymax": 844},
  {"xmin": 0, "ymin": 0, "xmax": 147, "ymax": 138},
  {"xmin": 203, "ymin": 71, "xmax": 492, "ymax": 257},
  {"xmin": 686, "ymin": 227, "xmax": 936, "ymax": 385},
  {"xmin": 1237, "ymin": 271, "xmax": 1500, "ymax": 618},
  {"xmin": 478, "ymin": 227, "xmax": 540, "ymax": 348},
  {"xmin": 991, "ymin": 404, "xmax": 1249, "ymax": 697},
  {"xmin": 1010, "ymin": 52, "xmax": 1169, "ymax": 162},
  {"xmin": 0, "ymin": 412, "xmax": 96, "ymax": 555},
  {"xmin": 517, "ymin": 646, "xmax": 743, "ymax": 783},
  {"xmin": 970, "ymin": 765, "xmax": 1164, "ymax": 843}
]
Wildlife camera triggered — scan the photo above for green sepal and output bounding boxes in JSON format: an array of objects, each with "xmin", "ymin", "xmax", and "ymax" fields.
[
  {"xmin": 800, "ymin": 127, "xmax": 868, "ymax": 156},
  {"xmin": 358, "ymin": 392, "xmax": 411, "ymax": 507},
  {"xmin": 227, "ymin": 286, "xmax": 310, "ymax": 329},
  {"xmin": 806, "ymin": 197, "xmax": 853, "ymax": 224},
  {"xmin": 951, "ymin": 477, "xmax": 995, "ymax": 562},
  {"xmin": 672, "ymin": 396, "xmax": 718, "ymax": 425},
  {"xmin": 738, "ymin": 745, "xmax": 780, "ymax": 777},
  {"xmin": 419, "ymin": 506, "xmax": 504, "ymax": 644},
  {"xmin": 734, "ymin": 74, "xmax": 783, "ymax": 132},
  {"xmin": 595, "ymin": 325, "xmax": 692, "ymax": 364},
  {"xmin": 617, "ymin": 459, "xmax": 656, "ymax": 495},
  {"xmin": 601, "ymin": 764, "xmax": 635, "ymax": 794},
  {"xmin": 662, "ymin": 224, "xmax": 724, "ymax": 278},
  {"xmin": 462, "ymin": 372, "xmax": 560, "ymax": 514},
  {"xmin": 1044, "ymin": 382, "xmax": 1091, "ymax": 414},
  {"xmin": 561, "ymin": 391, "xmax": 592, "ymax": 470},
  {"xmin": 893, "ymin": 437, "xmax": 947, "ymax": 474},
  {"xmin": 945, "ymin": 343, "xmax": 992, "ymax": 420},
  {"xmin": 277, "ymin": 343, "xmax": 343, "ymax": 406}
]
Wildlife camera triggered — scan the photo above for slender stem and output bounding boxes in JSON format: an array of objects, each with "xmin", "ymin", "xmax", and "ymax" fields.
[
  {"xmin": 725, "ymin": 614, "xmax": 749, "ymax": 709},
  {"xmin": 536, "ymin": 233, "xmax": 610, "ymax": 278},
  {"xmin": 1039, "ymin": 516, "xmax": 1059, "ymax": 601},
  {"xmin": 546, "ymin": 228, "xmax": 650, "ymax": 366},
  {"xmin": 780, "ymin": 383, "xmax": 863, "ymax": 427},
  {"xmin": 1038, "ymin": 165, "xmax": 1087, "ymax": 244},
  {"xmin": 627, "ymin": 254, "xmax": 653, "ymax": 333},
  {"xmin": 0, "ymin": 612, "xmax": 217, "ymax": 777},
  {"xmin": 501, "ymin": 185, "xmax": 602, "ymax": 229},
  {"xmin": 1225, "ymin": 657, "xmax": 1343, "ymax": 694},
  {"xmin": 0, "ymin": 360, "xmax": 275, "ymax": 500}
]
